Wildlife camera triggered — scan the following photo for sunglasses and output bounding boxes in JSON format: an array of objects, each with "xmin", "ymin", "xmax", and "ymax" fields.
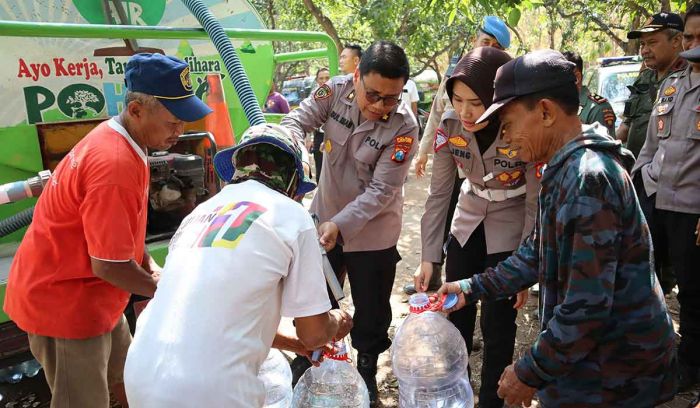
[{"xmin": 361, "ymin": 77, "xmax": 402, "ymax": 107}]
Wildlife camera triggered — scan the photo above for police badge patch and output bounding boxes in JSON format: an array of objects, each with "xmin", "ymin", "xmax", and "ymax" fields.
[
  {"xmin": 496, "ymin": 170, "xmax": 523, "ymax": 187},
  {"xmin": 448, "ymin": 135, "xmax": 468, "ymax": 147},
  {"xmin": 434, "ymin": 128, "xmax": 448, "ymax": 152},
  {"xmin": 180, "ymin": 67, "xmax": 192, "ymax": 91},
  {"xmin": 392, "ymin": 135, "xmax": 414, "ymax": 163},
  {"xmin": 497, "ymin": 147, "xmax": 518, "ymax": 159},
  {"xmin": 314, "ymin": 84, "xmax": 332, "ymax": 100}
]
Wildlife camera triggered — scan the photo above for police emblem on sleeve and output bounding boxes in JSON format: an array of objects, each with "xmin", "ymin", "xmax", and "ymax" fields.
[
  {"xmin": 314, "ymin": 84, "xmax": 332, "ymax": 100},
  {"xmin": 392, "ymin": 135, "xmax": 414, "ymax": 163},
  {"xmin": 602, "ymin": 109, "xmax": 616, "ymax": 126},
  {"xmin": 180, "ymin": 67, "xmax": 192, "ymax": 91},
  {"xmin": 434, "ymin": 128, "xmax": 448, "ymax": 152}
]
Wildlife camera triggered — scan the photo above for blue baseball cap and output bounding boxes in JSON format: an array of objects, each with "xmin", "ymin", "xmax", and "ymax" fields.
[
  {"xmin": 125, "ymin": 53, "xmax": 212, "ymax": 122},
  {"xmin": 481, "ymin": 16, "xmax": 511, "ymax": 49}
]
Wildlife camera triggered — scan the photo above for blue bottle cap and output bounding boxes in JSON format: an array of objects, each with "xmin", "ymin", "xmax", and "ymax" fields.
[{"xmin": 442, "ymin": 293, "xmax": 458, "ymax": 310}]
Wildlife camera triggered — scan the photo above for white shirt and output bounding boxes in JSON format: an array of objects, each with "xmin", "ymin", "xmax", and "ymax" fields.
[
  {"xmin": 403, "ymin": 79, "xmax": 420, "ymax": 103},
  {"xmin": 124, "ymin": 180, "xmax": 331, "ymax": 408}
]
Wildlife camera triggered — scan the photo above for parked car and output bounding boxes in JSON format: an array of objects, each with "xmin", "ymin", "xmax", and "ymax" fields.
[
  {"xmin": 282, "ymin": 75, "xmax": 315, "ymax": 108},
  {"xmin": 585, "ymin": 56, "xmax": 643, "ymax": 128}
]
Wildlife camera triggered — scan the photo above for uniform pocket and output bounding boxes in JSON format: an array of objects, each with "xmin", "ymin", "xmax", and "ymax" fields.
[
  {"xmin": 651, "ymin": 102, "xmax": 674, "ymax": 139},
  {"xmin": 689, "ymin": 106, "xmax": 700, "ymax": 140},
  {"xmin": 353, "ymin": 143, "xmax": 382, "ymax": 182}
]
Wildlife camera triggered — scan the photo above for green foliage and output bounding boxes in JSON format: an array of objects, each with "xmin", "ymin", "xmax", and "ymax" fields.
[{"xmin": 253, "ymin": 0, "xmax": 688, "ymax": 83}]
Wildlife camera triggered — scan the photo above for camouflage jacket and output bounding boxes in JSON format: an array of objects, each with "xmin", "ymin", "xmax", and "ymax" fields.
[{"xmin": 465, "ymin": 124, "xmax": 677, "ymax": 407}]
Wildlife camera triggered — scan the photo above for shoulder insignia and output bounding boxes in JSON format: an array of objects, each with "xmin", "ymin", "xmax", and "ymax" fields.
[
  {"xmin": 434, "ymin": 128, "xmax": 448, "ymax": 152},
  {"xmin": 314, "ymin": 84, "xmax": 332, "ymax": 100},
  {"xmin": 392, "ymin": 135, "xmax": 414, "ymax": 163},
  {"xmin": 448, "ymin": 135, "xmax": 468, "ymax": 148},
  {"xmin": 602, "ymin": 108, "xmax": 616, "ymax": 127},
  {"xmin": 663, "ymin": 86, "xmax": 677, "ymax": 97},
  {"xmin": 588, "ymin": 93, "xmax": 607, "ymax": 104},
  {"xmin": 346, "ymin": 90, "xmax": 355, "ymax": 102}
]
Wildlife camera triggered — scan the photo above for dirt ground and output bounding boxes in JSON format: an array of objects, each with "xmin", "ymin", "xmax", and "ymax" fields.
[{"xmin": 0, "ymin": 158, "xmax": 698, "ymax": 407}]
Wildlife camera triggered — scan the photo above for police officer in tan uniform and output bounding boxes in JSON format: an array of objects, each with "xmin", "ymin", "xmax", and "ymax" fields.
[
  {"xmin": 280, "ymin": 40, "xmax": 418, "ymax": 406},
  {"xmin": 405, "ymin": 16, "xmax": 512, "ymax": 296},
  {"xmin": 416, "ymin": 47, "xmax": 534, "ymax": 408},
  {"xmin": 631, "ymin": 5, "xmax": 700, "ymax": 391}
]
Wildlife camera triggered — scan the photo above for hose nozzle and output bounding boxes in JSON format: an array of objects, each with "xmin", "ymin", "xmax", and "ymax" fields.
[{"xmin": 0, "ymin": 170, "xmax": 51, "ymax": 205}]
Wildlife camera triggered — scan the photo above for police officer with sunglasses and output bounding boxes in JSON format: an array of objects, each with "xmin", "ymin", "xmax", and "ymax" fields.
[{"xmin": 280, "ymin": 40, "xmax": 419, "ymax": 406}]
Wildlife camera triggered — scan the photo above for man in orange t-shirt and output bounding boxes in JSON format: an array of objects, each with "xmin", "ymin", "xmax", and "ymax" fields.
[{"xmin": 4, "ymin": 53, "xmax": 211, "ymax": 407}]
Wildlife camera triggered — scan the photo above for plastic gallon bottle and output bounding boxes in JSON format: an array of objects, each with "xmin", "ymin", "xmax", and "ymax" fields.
[
  {"xmin": 392, "ymin": 293, "xmax": 474, "ymax": 408},
  {"xmin": 258, "ymin": 349, "xmax": 293, "ymax": 408},
  {"xmin": 291, "ymin": 340, "xmax": 369, "ymax": 408}
]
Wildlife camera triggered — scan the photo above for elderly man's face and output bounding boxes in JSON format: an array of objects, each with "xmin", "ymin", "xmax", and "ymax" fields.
[
  {"xmin": 136, "ymin": 100, "xmax": 185, "ymax": 151},
  {"xmin": 499, "ymin": 100, "xmax": 546, "ymax": 163},
  {"xmin": 639, "ymin": 29, "xmax": 681, "ymax": 70},
  {"xmin": 683, "ymin": 15, "xmax": 700, "ymax": 71}
]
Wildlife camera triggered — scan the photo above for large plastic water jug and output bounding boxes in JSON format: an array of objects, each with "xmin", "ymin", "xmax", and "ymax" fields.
[
  {"xmin": 392, "ymin": 293, "xmax": 473, "ymax": 408},
  {"xmin": 291, "ymin": 340, "xmax": 370, "ymax": 408},
  {"xmin": 259, "ymin": 349, "xmax": 293, "ymax": 408}
]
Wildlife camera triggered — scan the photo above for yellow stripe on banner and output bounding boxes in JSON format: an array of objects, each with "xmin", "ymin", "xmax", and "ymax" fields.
[{"xmin": 153, "ymin": 93, "xmax": 195, "ymax": 100}]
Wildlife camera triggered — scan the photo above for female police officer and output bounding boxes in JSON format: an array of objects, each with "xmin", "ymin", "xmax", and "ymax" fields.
[{"xmin": 415, "ymin": 46, "xmax": 534, "ymax": 408}]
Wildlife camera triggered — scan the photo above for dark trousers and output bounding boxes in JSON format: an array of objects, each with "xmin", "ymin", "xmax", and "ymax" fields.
[
  {"xmin": 659, "ymin": 209, "xmax": 700, "ymax": 367},
  {"xmin": 635, "ymin": 175, "xmax": 700, "ymax": 366},
  {"xmin": 312, "ymin": 130, "xmax": 324, "ymax": 181},
  {"xmin": 445, "ymin": 223, "xmax": 517, "ymax": 408},
  {"xmin": 634, "ymin": 175, "xmax": 676, "ymax": 292},
  {"xmin": 327, "ymin": 245, "xmax": 401, "ymax": 355}
]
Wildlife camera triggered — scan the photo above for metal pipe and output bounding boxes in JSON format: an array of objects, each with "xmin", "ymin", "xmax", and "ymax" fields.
[
  {"xmin": 274, "ymin": 48, "xmax": 331, "ymax": 64},
  {"xmin": 0, "ymin": 21, "xmax": 339, "ymax": 75}
]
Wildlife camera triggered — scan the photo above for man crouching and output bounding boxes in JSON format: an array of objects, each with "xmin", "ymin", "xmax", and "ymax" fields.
[{"xmin": 124, "ymin": 124, "xmax": 352, "ymax": 407}]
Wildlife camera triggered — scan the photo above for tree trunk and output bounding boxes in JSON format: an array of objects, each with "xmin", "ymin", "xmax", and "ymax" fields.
[
  {"xmin": 301, "ymin": 0, "xmax": 343, "ymax": 56},
  {"xmin": 660, "ymin": 0, "xmax": 671, "ymax": 12}
]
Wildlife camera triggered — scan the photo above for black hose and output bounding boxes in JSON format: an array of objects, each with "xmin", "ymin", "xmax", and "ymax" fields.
[
  {"xmin": 0, "ymin": 207, "xmax": 34, "ymax": 238},
  {"xmin": 180, "ymin": 0, "xmax": 266, "ymax": 127}
]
